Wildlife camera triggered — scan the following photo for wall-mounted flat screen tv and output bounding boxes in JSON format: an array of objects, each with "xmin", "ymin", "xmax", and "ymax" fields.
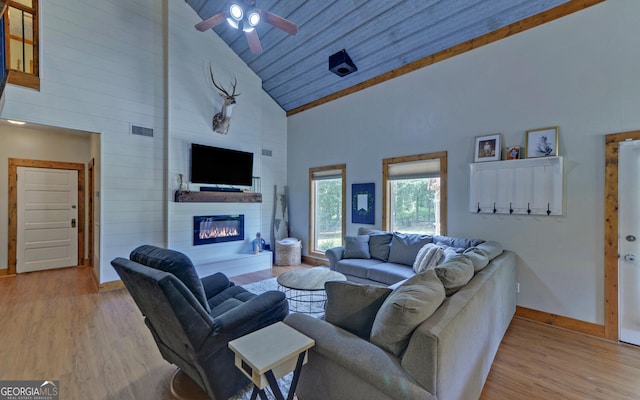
[{"xmin": 190, "ymin": 143, "xmax": 254, "ymax": 186}]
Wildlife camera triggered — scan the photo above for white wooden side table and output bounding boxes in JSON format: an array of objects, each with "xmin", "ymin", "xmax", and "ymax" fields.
[{"xmin": 228, "ymin": 322, "xmax": 315, "ymax": 400}]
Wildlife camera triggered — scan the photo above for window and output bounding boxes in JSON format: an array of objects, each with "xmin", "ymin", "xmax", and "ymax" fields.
[
  {"xmin": 309, "ymin": 164, "xmax": 346, "ymax": 257},
  {"xmin": 4, "ymin": 0, "xmax": 38, "ymax": 89},
  {"xmin": 383, "ymin": 152, "xmax": 447, "ymax": 235}
]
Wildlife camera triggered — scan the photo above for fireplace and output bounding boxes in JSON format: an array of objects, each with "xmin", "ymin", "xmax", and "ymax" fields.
[{"xmin": 193, "ymin": 214, "xmax": 244, "ymax": 246}]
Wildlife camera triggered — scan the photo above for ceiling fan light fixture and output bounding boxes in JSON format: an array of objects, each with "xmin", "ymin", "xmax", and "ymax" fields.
[
  {"xmin": 247, "ymin": 10, "xmax": 260, "ymax": 27},
  {"xmin": 229, "ymin": 3, "xmax": 244, "ymax": 21}
]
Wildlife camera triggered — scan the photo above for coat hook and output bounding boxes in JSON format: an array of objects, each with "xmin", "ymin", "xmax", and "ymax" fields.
[
  {"xmin": 493, "ymin": 202, "xmax": 497, "ymax": 214},
  {"xmin": 547, "ymin": 203, "xmax": 551, "ymax": 216},
  {"xmin": 527, "ymin": 202, "xmax": 531, "ymax": 215},
  {"xmin": 477, "ymin": 202, "xmax": 481, "ymax": 213},
  {"xmin": 509, "ymin": 202, "xmax": 514, "ymax": 215}
]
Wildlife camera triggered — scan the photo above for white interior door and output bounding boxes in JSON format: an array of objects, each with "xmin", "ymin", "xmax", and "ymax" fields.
[
  {"xmin": 619, "ymin": 140, "xmax": 640, "ymax": 345},
  {"xmin": 17, "ymin": 167, "xmax": 79, "ymax": 273}
]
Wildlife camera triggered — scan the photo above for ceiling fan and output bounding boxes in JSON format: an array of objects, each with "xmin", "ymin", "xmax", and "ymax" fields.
[{"xmin": 195, "ymin": 0, "xmax": 298, "ymax": 54}]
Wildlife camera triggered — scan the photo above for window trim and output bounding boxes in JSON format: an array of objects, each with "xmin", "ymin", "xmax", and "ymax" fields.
[
  {"xmin": 308, "ymin": 163, "xmax": 346, "ymax": 258},
  {"xmin": 4, "ymin": 0, "xmax": 39, "ymax": 90},
  {"xmin": 382, "ymin": 151, "xmax": 447, "ymax": 235}
]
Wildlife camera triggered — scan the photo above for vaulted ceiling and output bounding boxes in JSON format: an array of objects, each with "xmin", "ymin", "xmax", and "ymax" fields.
[{"xmin": 185, "ymin": 0, "xmax": 600, "ymax": 114}]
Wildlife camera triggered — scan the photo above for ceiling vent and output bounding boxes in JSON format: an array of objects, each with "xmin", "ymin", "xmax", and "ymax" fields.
[
  {"xmin": 131, "ymin": 125, "xmax": 154, "ymax": 138},
  {"xmin": 329, "ymin": 49, "xmax": 357, "ymax": 77},
  {"xmin": 262, "ymin": 149, "xmax": 273, "ymax": 157}
]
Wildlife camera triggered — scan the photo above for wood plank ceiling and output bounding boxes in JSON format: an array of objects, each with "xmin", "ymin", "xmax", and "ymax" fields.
[{"xmin": 184, "ymin": 0, "xmax": 584, "ymax": 114}]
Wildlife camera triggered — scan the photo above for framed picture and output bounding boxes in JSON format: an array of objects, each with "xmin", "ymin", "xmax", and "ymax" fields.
[
  {"xmin": 352, "ymin": 183, "xmax": 375, "ymax": 224},
  {"xmin": 474, "ymin": 133, "xmax": 501, "ymax": 162},
  {"xmin": 505, "ymin": 146, "xmax": 521, "ymax": 160},
  {"xmin": 526, "ymin": 126, "xmax": 558, "ymax": 158}
]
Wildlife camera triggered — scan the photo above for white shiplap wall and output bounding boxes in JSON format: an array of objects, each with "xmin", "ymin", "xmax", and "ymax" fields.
[
  {"xmin": 1, "ymin": 0, "xmax": 286, "ymax": 281},
  {"xmin": 1, "ymin": 0, "xmax": 166, "ymax": 283},
  {"xmin": 166, "ymin": 1, "xmax": 287, "ymax": 273}
]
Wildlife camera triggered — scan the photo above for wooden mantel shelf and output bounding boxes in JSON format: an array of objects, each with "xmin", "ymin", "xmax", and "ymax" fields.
[{"xmin": 174, "ymin": 191, "xmax": 262, "ymax": 203}]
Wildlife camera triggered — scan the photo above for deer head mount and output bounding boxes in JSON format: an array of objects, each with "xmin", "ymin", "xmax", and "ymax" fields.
[{"xmin": 210, "ymin": 67, "xmax": 240, "ymax": 134}]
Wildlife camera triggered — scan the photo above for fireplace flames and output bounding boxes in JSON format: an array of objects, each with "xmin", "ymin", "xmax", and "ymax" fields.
[
  {"xmin": 199, "ymin": 226, "xmax": 239, "ymax": 239},
  {"xmin": 194, "ymin": 214, "xmax": 244, "ymax": 246},
  {"xmin": 198, "ymin": 218, "xmax": 240, "ymax": 239}
]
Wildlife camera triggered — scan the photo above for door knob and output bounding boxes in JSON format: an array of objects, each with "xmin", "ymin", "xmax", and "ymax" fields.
[
  {"xmin": 626, "ymin": 235, "xmax": 636, "ymax": 242},
  {"xmin": 623, "ymin": 254, "xmax": 637, "ymax": 263},
  {"xmin": 71, "ymin": 218, "xmax": 76, "ymax": 228}
]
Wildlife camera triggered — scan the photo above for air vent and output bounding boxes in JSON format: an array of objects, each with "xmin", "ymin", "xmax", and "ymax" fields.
[
  {"xmin": 262, "ymin": 149, "xmax": 273, "ymax": 157},
  {"xmin": 131, "ymin": 125, "xmax": 154, "ymax": 137}
]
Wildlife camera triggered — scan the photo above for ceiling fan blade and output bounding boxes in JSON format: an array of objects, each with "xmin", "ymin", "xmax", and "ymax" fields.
[
  {"xmin": 195, "ymin": 12, "xmax": 227, "ymax": 32},
  {"xmin": 260, "ymin": 10, "xmax": 298, "ymax": 36},
  {"xmin": 245, "ymin": 29, "xmax": 263, "ymax": 54}
]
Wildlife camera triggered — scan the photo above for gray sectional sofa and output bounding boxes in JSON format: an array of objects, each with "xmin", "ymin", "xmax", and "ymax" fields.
[
  {"xmin": 284, "ymin": 229, "xmax": 516, "ymax": 400},
  {"xmin": 326, "ymin": 228, "xmax": 500, "ymax": 287}
]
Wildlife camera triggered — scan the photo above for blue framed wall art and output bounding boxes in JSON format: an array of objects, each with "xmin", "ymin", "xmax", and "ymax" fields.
[{"xmin": 352, "ymin": 183, "xmax": 375, "ymax": 224}]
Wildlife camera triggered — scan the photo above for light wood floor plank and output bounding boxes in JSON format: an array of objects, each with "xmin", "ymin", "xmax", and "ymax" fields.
[
  {"xmin": 480, "ymin": 317, "xmax": 640, "ymax": 399},
  {"xmin": 1, "ymin": 266, "xmax": 639, "ymax": 400}
]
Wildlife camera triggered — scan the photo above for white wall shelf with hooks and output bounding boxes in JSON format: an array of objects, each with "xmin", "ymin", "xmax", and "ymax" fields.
[{"xmin": 469, "ymin": 156, "xmax": 563, "ymax": 216}]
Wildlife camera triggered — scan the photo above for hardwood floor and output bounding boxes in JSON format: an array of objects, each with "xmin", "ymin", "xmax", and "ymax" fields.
[
  {"xmin": 480, "ymin": 319, "xmax": 640, "ymax": 399},
  {"xmin": 1, "ymin": 266, "xmax": 639, "ymax": 400}
]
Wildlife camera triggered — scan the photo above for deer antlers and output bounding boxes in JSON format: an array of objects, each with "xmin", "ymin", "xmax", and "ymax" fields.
[{"xmin": 210, "ymin": 66, "xmax": 240, "ymax": 98}]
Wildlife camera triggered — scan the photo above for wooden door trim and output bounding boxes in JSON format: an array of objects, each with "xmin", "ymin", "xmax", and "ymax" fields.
[
  {"xmin": 88, "ymin": 158, "xmax": 94, "ymax": 268},
  {"xmin": 8, "ymin": 158, "xmax": 85, "ymax": 275},
  {"xmin": 604, "ymin": 130, "xmax": 640, "ymax": 340}
]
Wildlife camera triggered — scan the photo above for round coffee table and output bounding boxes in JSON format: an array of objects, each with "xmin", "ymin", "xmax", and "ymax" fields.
[{"xmin": 277, "ymin": 267, "xmax": 347, "ymax": 315}]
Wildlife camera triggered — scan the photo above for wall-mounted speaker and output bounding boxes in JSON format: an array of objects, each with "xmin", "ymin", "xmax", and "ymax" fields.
[{"xmin": 329, "ymin": 49, "xmax": 357, "ymax": 77}]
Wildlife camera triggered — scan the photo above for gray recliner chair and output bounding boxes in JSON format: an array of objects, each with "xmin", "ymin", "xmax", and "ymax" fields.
[{"xmin": 111, "ymin": 245, "xmax": 289, "ymax": 400}]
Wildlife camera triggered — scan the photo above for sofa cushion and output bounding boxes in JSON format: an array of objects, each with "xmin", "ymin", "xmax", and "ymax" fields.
[
  {"xmin": 462, "ymin": 241, "xmax": 504, "ymax": 272},
  {"xmin": 434, "ymin": 254, "xmax": 475, "ymax": 296},
  {"xmin": 368, "ymin": 232, "xmax": 393, "ymax": 261},
  {"xmin": 335, "ymin": 259, "xmax": 384, "ymax": 280},
  {"xmin": 462, "ymin": 247, "xmax": 489, "ymax": 272},
  {"xmin": 387, "ymin": 233, "xmax": 433, "ymax": 266},
  {"xmin": 432, "ymin": 235, "xmax": 484, "ymax": 250},
  {"xmin": 343, "ymin": 235, "xmax": 371, "ymax": 259},
  {"xmin": 413, "ymin": 243, "xmax": 445, "ymax": 273},
  {"xmin": 366, "ymin": 262, "xmax": 415, "ymax": 285},
  {"xmin": 370, "ymin": 269, "xmax": 445, "ymax": 356},
  {"xmin": 324, "ymin": 281, "xmax": 392, "ymax": 339},
  {"xmin": 476, "ymin": 241, "xmax": 504, "ymax": 260}
]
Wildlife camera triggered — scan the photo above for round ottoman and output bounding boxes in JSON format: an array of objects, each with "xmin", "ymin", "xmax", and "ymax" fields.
[{"xmin": 275, "ymin": 238, "xmax": 302, "ymax": 266}]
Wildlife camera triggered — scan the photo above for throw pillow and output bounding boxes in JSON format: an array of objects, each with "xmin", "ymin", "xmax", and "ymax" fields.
[
  {"xmin": 413, "ymin": 243, "xmax": 445, "ymax": 273},
  {"xmin": 324, "ymin": 281, "xmax": 392, "ymax": 339},
  {"xmin": 434, "ymin": 254, "xmax": 475, "ymax": 296},
  {"xmin": 462, "ymin": 247, "xmax": 489, "ymax": 272},
  {"xmin": 440, "ymin": 246, "xmax": 461, "ymax": 264},
  {"xmin": 387, "ymin": 233, "xmax": 433, "ymax": 266},
  {"xmin": 476, "ymin": 241, "xmax": 504, "ymax": 260},
  {"xmin": 462, "ymin": 241, "xmax": 503, "ymax": 272},
  {"xmin": 370, "ymin": 269, "xmax": 445, "ymax": 356},
  {"xmin": 343, "ymin": 235, "xmax": 371, "ymax": 259},
  {"xmin": 368, "ymin": 232, "xmax": 393, "ymax": 261}
]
